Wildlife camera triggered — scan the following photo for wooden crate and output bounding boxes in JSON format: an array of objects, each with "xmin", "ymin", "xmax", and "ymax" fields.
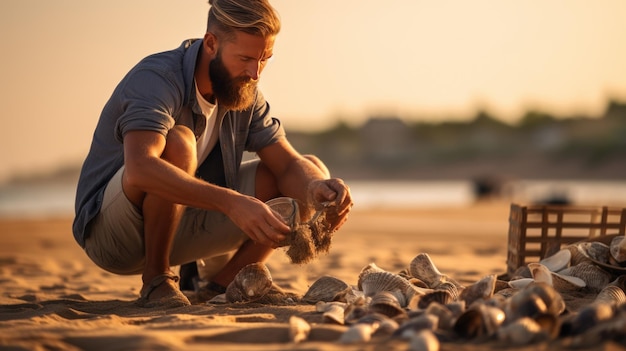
[{"xmin": 506, "ymin": 203, "xmax": 626, "ymax": 277}]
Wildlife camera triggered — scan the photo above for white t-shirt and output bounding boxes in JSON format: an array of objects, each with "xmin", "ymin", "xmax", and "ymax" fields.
[{"xmin": 195, "ymin": 83, "xmax": 220, "ymax": 164}]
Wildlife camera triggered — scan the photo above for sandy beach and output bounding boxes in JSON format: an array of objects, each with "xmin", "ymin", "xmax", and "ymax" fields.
[{"xmin": 1, "ymin": 202, "xmax": 624, "ymax": 351}]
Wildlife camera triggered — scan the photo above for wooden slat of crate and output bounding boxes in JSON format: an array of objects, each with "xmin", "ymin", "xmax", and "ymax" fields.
[{"xmin": 506, "ymin": 204, "xmax": 626, "ymax": 277}]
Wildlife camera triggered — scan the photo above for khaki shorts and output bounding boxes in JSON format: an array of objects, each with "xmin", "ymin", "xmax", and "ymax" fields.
[{"xmin": 83, "ymin": 160, "xmax": 259, "ymax": 276}]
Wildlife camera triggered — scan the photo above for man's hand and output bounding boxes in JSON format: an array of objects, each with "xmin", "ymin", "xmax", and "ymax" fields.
[
  {"xmin": 308, "ymin": 178, "xmax": 353, "ymax": 232},
  {"xmin": 226, "ymin": 195, "xmax": 292, "ymax": 248}
]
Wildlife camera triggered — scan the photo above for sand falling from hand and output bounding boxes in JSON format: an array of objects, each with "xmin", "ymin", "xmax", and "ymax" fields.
[{"xmin": 286, "ymin": 211, "xmax": 333, "ymax": 264}]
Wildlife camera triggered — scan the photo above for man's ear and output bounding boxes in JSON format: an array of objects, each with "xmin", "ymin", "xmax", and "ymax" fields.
[{"xmin": 203, "ymin": 32, "xmax": 218, "ymax": 57}]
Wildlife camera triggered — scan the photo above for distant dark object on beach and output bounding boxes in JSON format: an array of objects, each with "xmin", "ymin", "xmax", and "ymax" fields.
[
  {"xmin": 472, "ymin": 176, "xmax": 503, "ymax": 201},
  {"xmin": 533, "ymin": 193, "xmax": 572, "ymax": 206}
]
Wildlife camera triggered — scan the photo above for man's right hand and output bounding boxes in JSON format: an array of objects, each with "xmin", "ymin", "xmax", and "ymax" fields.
[{"xmin": 226, "ymin": 195, "xmax": 291, "ymax": 248}]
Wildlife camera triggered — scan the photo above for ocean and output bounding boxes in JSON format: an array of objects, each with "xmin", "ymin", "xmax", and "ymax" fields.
[{"xmin": 1, "ymin": 179, "xmax": 626, "ymax": 219}]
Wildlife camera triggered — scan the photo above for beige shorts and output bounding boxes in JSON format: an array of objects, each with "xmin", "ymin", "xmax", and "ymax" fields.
[{"xmin": 83, "ymin": 160, "xmax": 259, "ymax": 276}]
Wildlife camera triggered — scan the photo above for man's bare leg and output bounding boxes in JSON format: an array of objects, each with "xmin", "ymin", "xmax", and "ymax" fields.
[{"xmin": 124, "ymin": 126, "xmax": 197, "ymax": 300}]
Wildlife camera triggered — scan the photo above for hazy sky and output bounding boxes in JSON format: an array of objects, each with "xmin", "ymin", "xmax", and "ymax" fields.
[{"xmin": 1, "ymin": 0, "xmax": 626, "ymax": 182}]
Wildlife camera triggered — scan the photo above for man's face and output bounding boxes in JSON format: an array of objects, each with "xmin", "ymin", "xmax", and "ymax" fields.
[{"xmin": 209, "ymin": 32, "xmax": 275, "ymax": 111}]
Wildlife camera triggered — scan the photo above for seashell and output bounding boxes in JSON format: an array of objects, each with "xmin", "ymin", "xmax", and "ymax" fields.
[
  {"xmin": 357, "ymin": 263, "xmax": 387, "ymax": 290},
  {"xmin": 533, "ymin": 312, "xmax": 560, "ymax": 340},
  {"xmin": 225, "ymin": 262, "xmax": 273, "ymax": 303},
  {"xmin": 322, "ymin": 302, "xmax": 346, "ymax": 325},
  {"xmin": 369, "ymin": 291, "xmax": 407, "ymax": 319},
  {"xmin": 610, "ymin": 235, "xmax": 626, "ymax": 265},
  {"xmin": 354, "ymin": 312, "xmax": 400, "ymax": 335},
  {"xmin": 316, "ymin": 301, "xmax": 347, "ymax": 313},
  {"xmin": 528, "ymin": 262, "xmax": 586, "ymax": 291},
  {"xmin": 508, "ymin": 278, "xmax": 533, "ymax": 290},
  {"xmin": 266, "ymin": 197, "xmax": 299, "ymax": 246},
  {"xmin": 495, "ymin": 287, "xmax": 518, "ymax": 299},
  {"xmin": 408, "ymin": 329, "xmax": 440, "ymax": 351},
  {"xmin": 459, "ymin": 274, "xmax": 496, "ymax": 306},
  {"xmin": 561, "ymin": 303, "xmax": 614, "ymax": 336},
  {"xmin": 393, "ymin": 313, "xmax": 439, "ymax": 339},
  {"xmin": 522, "ymin": 282, "xmax": 566, "ymax": 317},
  {"xmin": 559, "ymin": 262, "xmax": 611, "ymax": 292},
  {"xmin": 338, "ymin": 323, "xmax": 377, "ymax": 343},
  {"xmin": 358, "ymin": 271, "xmax": 416, "ymax": 307},
  {"xmin": 494, "ymin": 279, "xmax": 512, "ymax": 293},
  {"xmin": 425, "ymin": 302, "xmax": 456, "ymax": 331},
  {"xmin": 594, "ymin": 285, "xmax": 626, "ymax": 306},
  {"xmin": 539, "ymin": 248, "xmax": 571, "ymax": 272},
  {"xmin": 288, "ymin": 315, "xmax": 311, "ymax": 343},
  {"xmin": 344, "ymin": 305, "xmax": 369, "ymax": 325},
  {"xmin": 505, "ymin": 292, "xmax": 548, "ymax": 322},
  {"xmin": 408, "ymin": 253, "xmax": 446, "ymax": 288},
  {"xmin": 302, "ymin": 275, "xmax": 352, "ymax": 303},
  {"xmin": 453, "ymin": 304, "xmax": 505, "ymax": 340},
  {"xmin": 510, "ymin": 265, "xmax": 532, "ymax": 280},
  {"xmin": 576, "ymin": 241, "xmax": 611, "ymax": 264},
  {"xmin": 417, "ymin": 290, "xmax": 455, "ymax": 309},
  {"xmin": 436, "ymin": 281, "xmax": 460, "ymax": 300},
  {"xmin": 496, "ymin": 317, "xmax": 545, "ymax": 346}
]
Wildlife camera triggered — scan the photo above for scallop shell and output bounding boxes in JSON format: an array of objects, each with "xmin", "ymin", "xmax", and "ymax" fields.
[
  {"xmin": 539, "ymin": 248, "xmax": 571, "ymax": 272},
  {"xmin": 528, "ymin": 262, "xmax": 586, "ymax": 292},
  {"xmin": 302, "ymin": 275, "xmax": 352, "ymax": 303},
  {"xmin": 358, "ymin": 270, "xmax": 416, "ymax": 307},
  {"xmin": 417, "ymin": 290, "xmax": 455, "ymax": 309},
  {"xmin": 609, "ymin": 235, "xmax": 626, "ymax": 265},
  {"xmin": 510, "ymin": 265, "xmax": 532, "ymax": 280},
  {"xmin": 369, "ymin": 291, "xmax": 407, "ymax": 319},
  {"xmin": 357, "ymin": 263, "xmax": 387, "ymax": 290},
  {"xmin": 408, "ymin": 253, "xmax": 445, "ymax": 288},
  {"xmin": 459, "ymin": 274, "xmax": 497, "ymax": 306},
  {"xmin": 288, "ymin": 315, "xmax": 311, "ymax": 343},
  {"xmin": 436, "ymin": 281, "xmax": 460, "ymax": 300},
  {"xmin": 225, "ymin": 262, "xmax": 273, "ymax": 303},
  {"xmin": 559, "ymin": 262, "xmax": 611, "ymax": 292},
  {"xmin": 594, "ymin": 285, "xmax": 626, "ymax": 306}
]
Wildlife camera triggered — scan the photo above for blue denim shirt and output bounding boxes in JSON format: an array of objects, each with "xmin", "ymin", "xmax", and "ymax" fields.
[{"xmin": 73, "ymin": 39, "xmax": 286, "ymax": 247}]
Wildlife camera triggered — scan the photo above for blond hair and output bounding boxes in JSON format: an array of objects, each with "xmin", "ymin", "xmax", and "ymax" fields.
[{"xmin": 207, "ymin": 0, "xmax": 281, "ymax": 40}]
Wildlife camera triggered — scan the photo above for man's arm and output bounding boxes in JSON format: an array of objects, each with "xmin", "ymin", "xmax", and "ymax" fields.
[
  {"xmin": 122, "ymin": 129, "xmax": 290, "ymax": 246},
  {"xmin": 257, "ymin": 139, "xmax": 352, "ymax": 232}
]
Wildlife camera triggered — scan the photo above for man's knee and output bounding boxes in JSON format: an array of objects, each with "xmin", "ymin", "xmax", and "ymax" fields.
[
  {"xmin": 163, "ymin": 126, "xmax": 197, "ymax": 174},
  {"xmin": 303, "ymin": 154, "xmax": 330, "ymax": 178}
]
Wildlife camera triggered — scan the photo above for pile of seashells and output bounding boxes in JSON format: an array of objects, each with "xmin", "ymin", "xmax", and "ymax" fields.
[{"xmin": 217, "ymin": 235, "xmax": 626, "ymax": 350}]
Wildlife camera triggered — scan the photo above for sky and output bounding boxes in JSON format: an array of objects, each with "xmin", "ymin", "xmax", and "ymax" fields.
[{"xmin": 1, "ymin": 0, "xmax": 626, "ymax": 182}]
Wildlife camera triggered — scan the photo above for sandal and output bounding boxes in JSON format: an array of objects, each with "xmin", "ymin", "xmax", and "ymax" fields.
[{"xmin": 136, "ymin": 271, "xmax": 191, "ymax": 308}]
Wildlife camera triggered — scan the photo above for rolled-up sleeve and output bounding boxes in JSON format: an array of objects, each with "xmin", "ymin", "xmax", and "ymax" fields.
[{"xmin": 114, "ymin": 68, "xmax": 181, "ymax": 142}]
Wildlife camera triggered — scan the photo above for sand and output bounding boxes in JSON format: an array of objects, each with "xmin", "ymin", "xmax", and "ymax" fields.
[{"xmin": 1, "ymin": 202, "xmax": 624, "ymax": 351}]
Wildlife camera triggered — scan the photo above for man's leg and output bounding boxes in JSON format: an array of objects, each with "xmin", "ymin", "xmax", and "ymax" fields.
[{"xmin": 123, "ymin": 126, "xmax": 197, "ymax": 301}]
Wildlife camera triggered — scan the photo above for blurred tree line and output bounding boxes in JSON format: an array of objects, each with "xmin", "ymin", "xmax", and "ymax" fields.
[{"xmin": 287, "ymin": 100, "xmax": 626, "ymax": 181}]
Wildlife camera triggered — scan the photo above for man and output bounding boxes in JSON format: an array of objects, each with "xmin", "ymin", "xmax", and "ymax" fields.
[{"xmin": 73, "ymin": 0, "xmax": 352, "ymax": 308}]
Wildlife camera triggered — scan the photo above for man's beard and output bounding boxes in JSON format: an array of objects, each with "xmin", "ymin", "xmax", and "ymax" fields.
[{"xmin": 209, "ymin": 52, "xmax": 257, "ymax": 111}]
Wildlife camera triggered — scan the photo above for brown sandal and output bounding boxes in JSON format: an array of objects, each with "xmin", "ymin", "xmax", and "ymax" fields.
[{"xmin": 136, "ymin": 272, "xmax": 191, "ymax": 308}]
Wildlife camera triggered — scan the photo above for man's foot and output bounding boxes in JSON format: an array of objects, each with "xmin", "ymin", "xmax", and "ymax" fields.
[{"xmin": 136, "ymin": 271, "xmax": 191, "ymax": 308}]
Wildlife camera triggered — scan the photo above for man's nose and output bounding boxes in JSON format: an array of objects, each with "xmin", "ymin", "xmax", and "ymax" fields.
[{"xmin": 245, "ymin": 60, "xmax": 261, "ymax": 80}]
